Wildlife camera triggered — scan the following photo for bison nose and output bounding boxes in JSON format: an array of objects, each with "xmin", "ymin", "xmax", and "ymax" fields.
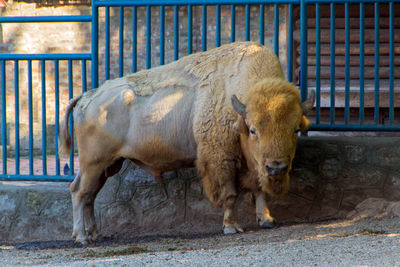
[{"xmin": 266, "ymin": 164, "xmax": 288, "ymax": 176}]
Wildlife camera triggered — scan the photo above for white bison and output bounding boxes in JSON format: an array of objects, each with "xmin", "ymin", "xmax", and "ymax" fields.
[{"xmin": 60, "ymin": 42, "xmax": 315, "ymax": 244}]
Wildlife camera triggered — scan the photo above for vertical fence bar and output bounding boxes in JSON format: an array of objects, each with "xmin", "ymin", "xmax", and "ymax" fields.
[
  {"xmin": 188, "ymin": 5, "xmax": 193, "ymax": 54},
  {"xmin": 82, "ymin": 60, "xmax": 87, "ymax": 93},
  {"xmin": 216, "ymin": 4, "xmax": 221, "ymax": 47},
  {"xmin": 174, "ymin": 5, "xmax": 179, "ymax": 60},
  {"xmin": 1, "ymin": 60, "xmax": 6, "ymax": 174},
  {"xmin": 146, "ymin": 5, "xmax": 151, "ymax": 69},
  {"xmin": 119, "ymin": 6, "xmax": 124, "ymax": 77},
  {"xmin": 40, "ymin": 60, "xmax": 46, "ymax": 175},
  {"xmin": 245, "ymin": 4, "xmax": 250, "ymax": 41},
  {"xmin": 54, "ymin": 60, "xmax": 60, "ymax": 176},
  {"xmin": 287, "ymin": 4, "xmax": 293, "ymax": 82},
  {"xmin": 329, "ymin": 3, "xmax": 335, "ymax": 125},
  {"xmin": 344, "ymin": 2, "xmax": 350, "ymax": 124},
  {"xmin": 231, "ymin": 5, "xmax": 235, "ymax": 43},
  {"xmin": 132, "ymin": 6, "xmax": 137, "ymax": 73},
  {"xmin": 28, "ymin": 60, "xmax": 33, "ymax": 175},
  {"xmin": 359, "ymin": 3, "xmax": 365, "ymax": 124},
  {"xmin": 274, "ymin": 4, "xmax": 279, "ymax": 57},
  {"xmin": 68, "ymin": 60, "xmax": 74, "ymax": 175},
  {"xmin": 202, "ymin": 5, "xmax": 207, "ymax": 51},
  {"xmin": 105, "ymin": 6, "xmax": 110, "ymax": 80},
  {"xmin": 315, "ymin": 3, "xmax": 321, "ymax": 124},
  {"xmin": 160, "ymin": 5, "xmax": 165, "ymax": 64},
  {"xmin": 374, "ymin": 2, "xmax": 379, "ymax": 124},
  {"xmin": 92, "ymin": 4, "xmax": 99, "ymax": 88},
  {"xmin": 14, "ymin": 60, "xmax": 20, "ymax": 175},
  {"xmin": 300, "ymin": 0, "xmax": 308, "ymax": 102},
  {"xmin": 260, "ymin": 4, "xmax": 264, "ymax": 45},
  {"xmin": 389, "ymin": 2, "xmax": 394, "ymax": 125}
]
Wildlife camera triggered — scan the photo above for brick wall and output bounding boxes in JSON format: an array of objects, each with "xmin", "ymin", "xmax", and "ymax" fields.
[
  {"xmin": 0, "ymin": 2, "xmax": 289, "ymax": 155},
  {"xmin": 0, "ymin": 2, "xmax": 92, "ymax": 152}
]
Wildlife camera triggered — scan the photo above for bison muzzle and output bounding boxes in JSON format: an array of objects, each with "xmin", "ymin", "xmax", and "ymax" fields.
[{"xmin": 60, "ymin": 42, "xmax": 315, "ymax": 244}]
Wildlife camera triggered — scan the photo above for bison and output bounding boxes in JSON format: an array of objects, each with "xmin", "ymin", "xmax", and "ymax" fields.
[{"xmin": 60, "ymin": 42, "xmax": 315, "ymax": 244}]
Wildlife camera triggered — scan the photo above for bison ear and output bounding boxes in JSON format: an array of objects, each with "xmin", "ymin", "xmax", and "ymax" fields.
[
  {"xmin": 231, "ymin": 94, "xmax": 247, "ymax": 117},
  {"xmin": 233, "ymin": 117, "xmax": 249, "ymax": 134},
  {"xmin": 301, "ymin": 90, "xmax": 315, "ymax": 115},
  {"xmin": 300, "ymin": 115, "xmax": 311, "ymax": 133}
]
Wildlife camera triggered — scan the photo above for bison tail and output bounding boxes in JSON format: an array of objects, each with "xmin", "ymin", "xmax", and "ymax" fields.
[{"xmin": 59, "ymin": 95, "xmax": 82, "ymax": 156}]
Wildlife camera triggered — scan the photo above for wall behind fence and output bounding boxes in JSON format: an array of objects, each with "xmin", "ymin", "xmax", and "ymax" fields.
[
  {"xmin": 95, "ymin": 4, "xmax": 288, "ymax": 81},
  {"xmin": 0, "ymin": 3, "xmax": 91, "ymax": 155}
]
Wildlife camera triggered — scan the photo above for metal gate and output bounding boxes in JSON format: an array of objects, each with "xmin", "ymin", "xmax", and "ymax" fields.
[{"xmin": 1, "ymin": 0, "xmax": 399, "ymax": 181}]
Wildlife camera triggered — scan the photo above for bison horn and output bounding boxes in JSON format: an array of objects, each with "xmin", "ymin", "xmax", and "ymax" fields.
[
  {"xmin": 301, "ymin": 90, "xmax": 315, "ymax": 115},
  {"xmin": 231, "ymin": 94, "xmax": 247, "ymax": 117}
]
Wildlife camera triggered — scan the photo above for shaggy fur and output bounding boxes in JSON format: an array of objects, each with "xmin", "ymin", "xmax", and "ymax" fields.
[{"xmin": 59, "ymin": 42, "xmax": 314, "ymax": 244}]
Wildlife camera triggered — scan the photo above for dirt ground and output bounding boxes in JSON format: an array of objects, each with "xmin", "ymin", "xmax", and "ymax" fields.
[{"xmin": 1, "ymin": 217, "xmax": 399, "ymax": 267}]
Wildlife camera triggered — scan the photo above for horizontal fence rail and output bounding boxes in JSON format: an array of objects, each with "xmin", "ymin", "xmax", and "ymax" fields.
[
  {"xmin": 0, "ymin": 0, "xmax": 399, "ymax": 182},
  {"xmin": 0, "ymin": 15, "xmax": 92, "ymax": 23}
]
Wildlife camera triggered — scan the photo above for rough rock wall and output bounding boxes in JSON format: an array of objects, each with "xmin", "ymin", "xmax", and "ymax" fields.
[{"xmin": 1, "ymin": 137, "xmax": 399, "ymax": 242}]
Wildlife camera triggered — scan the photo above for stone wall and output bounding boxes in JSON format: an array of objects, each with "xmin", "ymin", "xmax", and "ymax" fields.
[
  {"xmin": 0, "ymin": 2, "xmax": 289, "ymax": 152},
  {"xmin": 1, "ymin": 137, "xmax": 399, "ymax": 243}
]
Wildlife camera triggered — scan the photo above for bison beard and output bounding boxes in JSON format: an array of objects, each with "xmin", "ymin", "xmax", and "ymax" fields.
[
  {"xmin": 259, "ymin": 174, "xmax": 290, "ymax": 197},
  {"xmin": 59, "ymin": 42, "xmax": 315, "ymax": 244}
]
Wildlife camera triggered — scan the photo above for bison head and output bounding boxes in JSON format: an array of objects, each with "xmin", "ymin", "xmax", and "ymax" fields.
[{"xmin": 231, "ymin": 78, "xmax": 315, "ymax": 197}]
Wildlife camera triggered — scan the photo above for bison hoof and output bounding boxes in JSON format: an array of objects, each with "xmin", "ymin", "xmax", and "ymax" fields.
[
  {"xmin": 75, "ymin": 237, "xmax": 91, "ymax": 246},
  {"xmin": 223, "ymin": 223, "xmax": 244, "ymax": 234},
  {"xmin": 74, "ymin": 234, "xmax": 95, "ymax": 246},
  {"xmin": 259, "ymin": 220, "xmax": 278, "ymax": 229},
  {"xmin": 88, "ymin": 230, "xmax": 101, "ymax": 241}
]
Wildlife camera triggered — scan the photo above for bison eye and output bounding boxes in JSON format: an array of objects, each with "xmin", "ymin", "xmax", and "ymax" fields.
[
  {"xmin": 294, "ymin": 128, "xmax": 300, "ymax": 134},
  {"xmin": 249, "ymin": 127, "xmax": 257, "ymax": 136}
]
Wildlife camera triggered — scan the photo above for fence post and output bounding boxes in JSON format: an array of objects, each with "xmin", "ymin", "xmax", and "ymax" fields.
[
  {"xmin": 92, "ymin": 1, "xmax": 99, "ymax": 88},
  {"xmin": 300, "ymin": 0, "xmax": 308, "ymax": 102}
]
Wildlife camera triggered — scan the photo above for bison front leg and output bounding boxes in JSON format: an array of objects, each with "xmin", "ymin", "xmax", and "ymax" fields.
[
  {"xmin": 70, "ymin": 165, "xmax": 106, "ymax": 245},
  {"xmin": 255, "ymin": 191, "xmax": 276, "ymax": 228},
  {"xmin": 222, "ymin": 183, "xmax": 244, "ymax": 234},
  {"xmin": 198, "ymin": 155, "xmax": 243, "ymax": 234}
]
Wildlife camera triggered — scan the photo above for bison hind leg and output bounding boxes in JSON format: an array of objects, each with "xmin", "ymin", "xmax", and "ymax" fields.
[{"xmin": 71, "ymin": 164, "xmax": 107, "ymax": 245}]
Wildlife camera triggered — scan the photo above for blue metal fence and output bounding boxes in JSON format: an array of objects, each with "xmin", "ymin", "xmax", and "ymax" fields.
[
  {"xmin": 0, "ymin": 16, "xmax": 92, "ymax": 181},
  {"xmin": 0, "ymin": 0, "xmax": 399, "ymax": 181}
]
